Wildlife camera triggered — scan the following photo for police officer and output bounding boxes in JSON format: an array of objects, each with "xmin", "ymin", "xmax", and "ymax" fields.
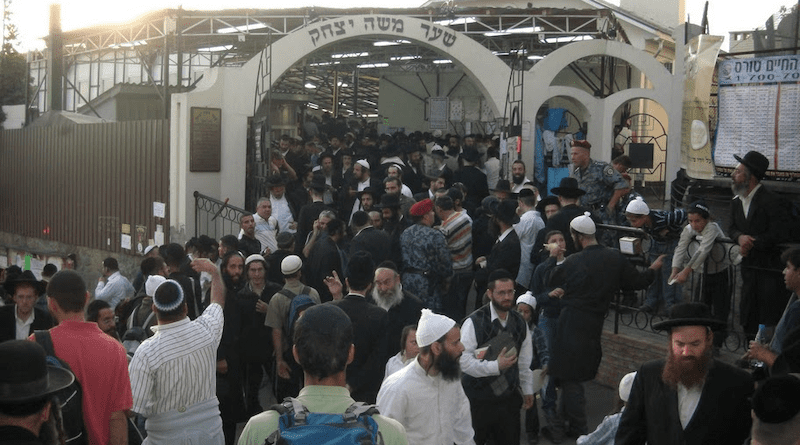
[{"xmin": 571, "ymin": 140, "xmax": 630, "ymax": 217}]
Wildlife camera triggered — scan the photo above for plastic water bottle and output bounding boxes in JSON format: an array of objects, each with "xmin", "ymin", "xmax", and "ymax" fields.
[{"xmin": 751, "ymin": 324, "xmax": 767, "ymax": 370}]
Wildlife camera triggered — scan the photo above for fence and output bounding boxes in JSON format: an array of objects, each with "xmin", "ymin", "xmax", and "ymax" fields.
[
  {"xmin": 0, "ymin": 120, "xmax": 169, "ymax": 253},
  {"xmin": 194, "ymin": 192, "xmax": 249, "ymax": 240}
]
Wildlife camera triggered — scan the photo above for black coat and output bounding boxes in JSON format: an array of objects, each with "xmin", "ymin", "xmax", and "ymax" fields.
[
  {"xmin": 328, "ymin": 295, "xmax": 388, "ymax": 404},
  {"xmin": 548, "ymin": 244, "xmax": 654, "ymax": 381},
  {"xmin": 453, "ymin": 166, "xmax": 489, "ymax": 209},
  {"xmin": 729, "ymin": 185, "xmax": 794, "ymax": 329},
  {"xmin": 616, "ymin": 359, "xmax": 753, "ymax": 445},
  {"xmin": 303, "ymin": 235, "xmax": 343, "ymax": 303},
  {"xmin": 297, "ymin": 201, "xmax": 335, "ymax": 248},
  {"xmin": 533, "ymin": 204, "xmax": 588, "ymax": 259},
  {"xmin": 349, "ymin": 227, "xmax": 392, "ymax": 266},
  {"xmin": 367, "ymin": 290, "xmax": 423, "ymax": 358},
  {"xmin": 0, "ymin": 306, "xmax": 54, "ymax": 343}
]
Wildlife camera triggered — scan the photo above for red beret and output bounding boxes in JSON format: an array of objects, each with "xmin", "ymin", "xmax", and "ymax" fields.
[{"xmin": 410, "ymin": 198, "xmax": 434, "ymax": 217}]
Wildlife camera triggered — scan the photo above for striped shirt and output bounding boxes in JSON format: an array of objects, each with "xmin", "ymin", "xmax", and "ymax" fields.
[
  {"xmin": 438, "ymin": 210, "xmax": 473, "ymax": 270},
  {"xmin": 129, "ymin": 303, "xmax": 224, "ymax": 416}
]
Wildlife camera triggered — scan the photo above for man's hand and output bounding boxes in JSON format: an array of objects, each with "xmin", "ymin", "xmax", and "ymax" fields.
[
  {"xmin": 255, "ymin": 300, "xmax": 268, "ymax": 314},
  {"xmin": 323, "ymin": 270, "xmax": 344, "ymax": 300},
  {"xmin": 217, "ymin": 359, "xmax": 228, "ymax": 375},
  {"xmin": 522, "ymin": 394, "xmax": 534, "ymax": 410},
  {"xmin": 548, "ymin": 288, "xmax": 564, "ymax": 299},
  {"xmin": 497, "ymin": 347, "xmax": 518, "ymax": 370},
  {"xmin": 745, "ymin": 341, "xmax": 777, "ymax": 368},
  {"xmin": 738, "ymin": 234, "xmax": 755, "ymax": 257},
  {"xmin": 277, "ymin": 359, "xmax": 292, "ymax": 379},
  {"xmin": 191, "ymin": 258, "xmax": 218, "ymax": 274},
  {"xmin": 649, "ymin": 254, "xmax": 666, "ymax": 270}
]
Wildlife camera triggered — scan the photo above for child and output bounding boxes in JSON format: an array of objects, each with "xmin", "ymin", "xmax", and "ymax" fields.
[
  {"xmin": 577, "ymin": 371, "xmax": 636, "ymax": 445},
  {"xmin": 670, "ymin": 201, "xmax": 733, "ymax": 348},
  {"xmin": 517, "ymin": 293, "xmax": 549, "ymax": 445},
  {"xmin": 384, "ymin": 324, "xmax": 419, "ymax": 379}
]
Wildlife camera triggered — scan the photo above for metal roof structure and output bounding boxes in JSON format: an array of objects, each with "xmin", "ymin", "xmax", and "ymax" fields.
[{"xmin": 28, "ymin": 6, "xmax": 641, "ymax": 119}]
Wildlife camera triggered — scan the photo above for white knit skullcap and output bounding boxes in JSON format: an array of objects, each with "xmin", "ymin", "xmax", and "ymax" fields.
[
  {"xmin": 153, "ymin": 279, "xmax": 184, "ymax": 312},
  {"xmin": 570, "ymin": 211, "xmax": 596, "ymax": 235},
  {"xmin": 145, "ymin": 275, "xmax": 167, "ymax": 298},
  {"xmin": 625, "ymin": 196, "xmax": 650, "ymax": 215},
  {"xmin": 143, "ymin": 245, "xmax": 156, "ymax": 255},
  {"xmin": 416, "ymin": 309, "xmax": 456, "ymax": 347},
  {"xmin": 516, "ymin": 291, "xmax": 537, "ymax": 311},
  {"xmin": 356, "ymin": 159, "xmax": 370, "ymax": 170},
  {"xmin": 281, "ymin": 255, "xmax": 303, "ymax": 275},
  {"xmin": 619, "ymin": 371, "xmax": 637, "ymax": 402},
  {"xmin": 245, "ymin": 254, "xmax": 265, "ymax": 266}
]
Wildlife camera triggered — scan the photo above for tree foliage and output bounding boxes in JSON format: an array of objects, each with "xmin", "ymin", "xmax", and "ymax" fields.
[{"xmin": 0, "ymin": 0, "xmax": 31, "ymax": 127}]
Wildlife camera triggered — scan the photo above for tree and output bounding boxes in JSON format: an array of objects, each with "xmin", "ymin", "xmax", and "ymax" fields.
[{"xmin": 0, "ymin": 0, "xmax": 31, "ymax": 127}]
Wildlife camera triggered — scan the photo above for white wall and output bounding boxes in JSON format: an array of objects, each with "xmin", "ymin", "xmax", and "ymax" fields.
[{"xmin": 2, "ymin": 105, "xmax": 26, "ymax": 129}]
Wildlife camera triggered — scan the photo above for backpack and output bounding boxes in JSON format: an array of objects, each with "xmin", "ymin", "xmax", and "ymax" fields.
[
  {"xmin": 33, "ymin": 330, "xmax": 88, "ymax": 445},
  {"xmin": 277, "ymin": 286, "xmax": 314, "ymax": 339},
  {"xmin": 122, "ymin": 306, "xmax": 156, "ymax": 356},
  {"xmin": 265, "ymin": 398, "xmax": 384, "ymax": 445}
]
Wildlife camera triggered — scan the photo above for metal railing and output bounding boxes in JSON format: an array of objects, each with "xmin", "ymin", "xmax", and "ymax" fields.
[{"xmin": 194, "ymin": 192, "xmax": 249, "ymax": 240}]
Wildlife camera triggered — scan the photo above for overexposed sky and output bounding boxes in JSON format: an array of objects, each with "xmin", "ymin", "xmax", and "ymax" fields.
[{"xmin": 7, "ymin": 0, "xmax": 797, "ymax": 52}]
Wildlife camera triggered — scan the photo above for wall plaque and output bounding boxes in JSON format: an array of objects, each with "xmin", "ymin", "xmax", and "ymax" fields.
[{"xmin": 190, "ymin": 107, "xmax": 222, "ymax": 172}]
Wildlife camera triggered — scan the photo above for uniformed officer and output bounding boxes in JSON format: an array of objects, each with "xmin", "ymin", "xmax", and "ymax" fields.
[{"xmin": 571, "ymin": 140, "xmax": 630, "ymax": 215}]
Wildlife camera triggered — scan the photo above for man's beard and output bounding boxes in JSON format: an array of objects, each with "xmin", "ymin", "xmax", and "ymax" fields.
[
  {"xmin": 731, "ymin": 180, "xmax": 749, "ymax": 197},
  {"xmin": 491, "ymin": 297, "xmax": 513, "ymax": 314},
  {"xmin": 512, "ymin": 174, "xmax": 525, "ymax": 185},
  {"xmin": 661, "ymin": 346, "xmax": 712, "ymax": 389},
  {"xmin": 222, "ymin": 271, "xmax": 244, "ymax": 292},
  {"xmin": 572, "ymin": 233, "xmax": 583, "ymax": 251},
  {"xmin": 371, "ymin": 283, "xmax": 404, "ymax": 311},
  {"xmin": 435, "ymin": 348, "xmax": 462, "ymax": 381}
]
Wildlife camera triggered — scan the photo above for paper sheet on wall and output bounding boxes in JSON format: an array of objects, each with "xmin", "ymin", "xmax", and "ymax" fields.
[
  {"xmin": 121, "ymin": 234, "xmax": 132, "ymax": 250},
  {"xmin": 153, "ymin": 202, "xmax": 166, "ymax": 219}
]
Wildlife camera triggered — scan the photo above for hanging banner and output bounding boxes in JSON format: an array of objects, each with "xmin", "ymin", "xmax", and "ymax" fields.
[{"xmin": 680, "ymin": 34, "xmax": 723, "ymax": 180}]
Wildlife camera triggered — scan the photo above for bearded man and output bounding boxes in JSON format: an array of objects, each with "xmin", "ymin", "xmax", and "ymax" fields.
[
  {"xmin": 369, "ymin": 262, "xmax": 423, "ymax": 358},
  {"xmin": 217, "ymin": 251, "xmax": 247, "ymax": 444},
  {"xmin": 377, "ymin": 309, "xmax": 474, "ymax": 445},
  {"xmin": 616, "ymin": 302, "xmax": 754, "ymax": 445}
]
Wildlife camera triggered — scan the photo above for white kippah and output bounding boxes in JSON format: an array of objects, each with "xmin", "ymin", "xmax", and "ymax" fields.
[
  {"xmin": 145, "ymin": 275, "xmax": 167, "ymax": 298},
  {"xmin": 416, "ymin": 309, "xmax": 456, "ymax": 347},
  {"xmin": 570, "ymin": 211, "xmax": 596, "ymax": 235},
  {"xmin": 619, "ymin": 371, "xmax": 637, "ymax": 402},
  {"xmin": 245, "ymin": 254, "xmax": 265, "ymax": 266},
  {"xmin": 356, "ymin": 159, "xmax": 370, "ymax": 170},
  {"xmin": 625, "ymin": 196, "xmax": 650, "ymax": 215},
  {"xmin": 281, "ymin": 255, "xmax": 303, "ymax": 275},
  {"xmin": 516, "ymin": 291, "xmax": 537, "ymax": 311}
]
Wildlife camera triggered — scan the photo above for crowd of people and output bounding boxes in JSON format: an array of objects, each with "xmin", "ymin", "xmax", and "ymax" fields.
[{"xmin": 1, "ymin": 128, "xmax": 800, "ymax": 445}]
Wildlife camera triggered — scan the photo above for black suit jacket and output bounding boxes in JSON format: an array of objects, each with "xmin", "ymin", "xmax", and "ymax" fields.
[
  {"xmin": 488, "ymin": 229, "xmax": 521, "ymax": 279},
  {"xmin": 0, "ymin": 306, "xmax": 54, "ymax": 343},
  {"xmin": 329, "ymin": 295, "xmax": 388, "ymax": 404},
  {"xmin": 367, "ymin": 290, "xmax": 423, "ymax": 358},
  {"xmin": 616, "ymin": 359, "xmax": 753, "ymax": 445},
  {"xmin": 349, "ymin": 227, "xmax": 392, "ymax": 266},
  {"xmin": 453, "ymin": 166, "xmax": 489, "ymax": 208}
]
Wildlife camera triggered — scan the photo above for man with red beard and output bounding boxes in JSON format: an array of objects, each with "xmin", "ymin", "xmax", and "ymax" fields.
[{"xmin": 616, "ymin": 302, "xmax": 754, "ymax": 445}]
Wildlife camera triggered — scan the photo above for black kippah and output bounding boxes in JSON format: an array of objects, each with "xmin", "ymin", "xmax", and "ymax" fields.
[
  {"xmin": 753, "ymin": 375, "xmax": 800, "ymax": 424},
  {"xmin": 488, "ymin": 268, "xmax": 513, "ymax": 283}
]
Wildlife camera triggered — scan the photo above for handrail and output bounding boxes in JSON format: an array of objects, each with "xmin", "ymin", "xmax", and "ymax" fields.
[{"xmin": 193, "ymin": 191, "xmax": 249, "ymax": 240}]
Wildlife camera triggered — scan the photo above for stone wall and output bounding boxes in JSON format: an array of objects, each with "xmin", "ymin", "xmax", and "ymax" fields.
[{"xmin": 595, "ymin": 330, "xmax": 667, "ymax": 389}]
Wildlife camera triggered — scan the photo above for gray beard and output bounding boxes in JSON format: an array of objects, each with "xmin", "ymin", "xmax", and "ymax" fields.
[
  {"xmin": 371, "ymin": 283, "xmax": 404, "ymax": 311},
  {"xmin": 731, "ymin": 181, "xmax": 749, "ymax": 197}
]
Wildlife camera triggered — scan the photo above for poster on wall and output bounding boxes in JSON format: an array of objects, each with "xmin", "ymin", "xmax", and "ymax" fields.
[
  {"xmin": 190, "ymin": 107, "xmax": 222, "ymax": 172},
  {"xmin": 429, "ymin": 97, "xmax": 449, "ymax": 130},
  {"xmin": 715, "ymin": 54, "xmax": 800, "ymax": 179},
  {"xmin": 680, "ymin": 34, "xmax": 723, "ymax": 180}
]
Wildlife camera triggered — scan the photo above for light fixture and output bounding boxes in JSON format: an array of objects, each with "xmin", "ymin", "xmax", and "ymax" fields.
[
  {"xmin": 434, "ymin": 17, "xmax": 477, "ymax": 26},
  {"xmin": 373, "ymin": 40, "xmax": 411, "ymax": 47},
  {"xmin": 433, "ymin": 59, "xmax": 452, "ymax": 64},
  {"xmin": 357, "ymin": 63, "xmax": 389, "ymax": 69},
  {"xmin": 331, "ymin": 52, "xmax": 369, "ymax": 59},
  {"xmin": 217, "ymin": 23, "xmax": 268, "ymax": 34},
  {"xmin": 198, "ymin": 45, "xmax": 233, "ymax": 52}
]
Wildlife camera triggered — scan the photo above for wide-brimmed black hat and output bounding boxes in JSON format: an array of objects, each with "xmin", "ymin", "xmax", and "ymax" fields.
[
  {"xmin": 358, "ymin": 187, "xmax": 380, "ymax": 200},
  {"xmin": 459, "ymin": 148, "xmax": 482, "ymax": 163},
  {"xmin": 0, "ymin": 340, "xmax": 74, "ymax": 403},
  {"xmin": 652, "ymin": 302, "xmax": 728, "ymax": 332},
  {"xmin": 375, "ymin": 193, "xmax": 401, "ymax": 209},
  {"xmin": 309, "ymin": 173, "xmax": 329, "ymax": 192},
  {"xmin": 734, "ymin": 151, "xmax": 769, "ymax": 181},
  {"xmin": 536, "ymin": 195, "xmax": 561, "ymax": 214},
  {"xmin": 491, "ymin": 199, "xmax": 520, "ymax": 225},
  {"xmin": 3, "ymin": 270, "xmax": 46, "ymax": 296},
  {"xmin": 551, "ymin": 177, "xmax": 586, "ymax": 198}
]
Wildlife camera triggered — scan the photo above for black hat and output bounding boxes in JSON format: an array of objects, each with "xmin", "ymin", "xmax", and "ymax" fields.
[
  {"xmin": 488, "ymin": 268, "xmax": 514, "ymax": 283},
  {"xmin": 404, "ymin": 144, "xmax": 423, "ymax": 154},
  {"xmin": 310, "ymin": 173, "xmax": 329, "ymax": 192},
  {"xmin": 0, "ymin": 340, "xmax": 74, "ymax": 403},
  {"xmin": 267, "ymin": 175, "xmax": 287, "ymax": 188},
  {"xmin": 518, "ymin": 188, "xmax": 536, "ymax": 199},
  {"xmin": 652, "ymin": 302, "xmax": 728, "ymax": 332},
  {"xmin": 752, "ymin": 375, "xmax": 800, "ymax": 424},
  {"xmin": 491, "ymin": 199, "xmax": 520, "ymax": 225},
  {"xmin": 318, "ymin": 151, "xmax": 334, "ymax": 162},
  {"xmin": 551, "ymin": 177, "xmax": 586, "ymax": 198},
  {"xmin": 481, "ymin": 196, "xmax": 499, "ymax": 215},
  {"xmin": 376, "ymin": 193, "xmax": 401, "ymax": 209},
  {"xmin": 347, "ymin": 251, "xmax": 375, "ymax": 290},
  {"xmin": 492, "ymin": 179, "xmax": 512, "ymax": 193},
  {"xmin": 459, "ymin": 148, "xmax": 482, "ymax": 163},
  {"xmin": 358, "ymin": 187, "xmax": 380, "ymax": 200},
  {"xmin": 536, "ymin": 195, "xmax": 560, "ymax": 214},
  {"xmin": 3, "ymin": 270, "xmax": 46, "ymax": 296},
  {"xmin": 734, "ymin": 151, "xmax": 769, "ymax": 181}
]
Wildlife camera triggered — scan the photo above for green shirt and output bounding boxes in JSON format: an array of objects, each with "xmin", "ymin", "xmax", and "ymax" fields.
[{"xmin": 238, "ymin": 385, "xmax": 408, "ymax": 445}]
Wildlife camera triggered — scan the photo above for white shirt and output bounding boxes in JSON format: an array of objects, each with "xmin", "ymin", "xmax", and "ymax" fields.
[
  {"xmin": 677, "ymin": 382, "xmax": 703, "ymax": 429},
  {"xmin": 95, "ymin": 271, "xmax": 135, "ymax": 310},
  {"xmin": 736, "ymin": 183, "xmax": 762, "ymax": 219},
  {"xmin": 350, "ymin": 177, "xmax": 371, "ymax": 219},
  {"xmin": 459, "ymin": 302, "xmax": 534, "ymax": 395},
  {"xmin": 254, "ymin": 213, "xmax": 279, "ymax": 253},
  {"xmin": 511, "ymin": 179, "xmax": 533, "ymax": 194},
  {"xmin": 377, "ymin": 358, "xmax": 475, "ymax": 445},
  {"xmin": 514, "ymin": 209, "xmax": 545, "ymax": 287},
  {"xmin": 672, "ymin": 222, "xmax": 732, "ymax": 274},
  {"xmin": 129, "ymin": 303, "xmax": 225, "ymax": 416},
  {"xmin": 270, "ymin": 195, "xmax": 296, "ymax": 234},
  {"xmin": 15, "ymin": 305, "xmax": 34, "ymax": 340},
  {"xmin": 483, "ymin": 158, "xmax": 500, "ymax": 190},
  {"xmin": 384, "ymin": 352, "xmax": 412, "ymax": 380}
]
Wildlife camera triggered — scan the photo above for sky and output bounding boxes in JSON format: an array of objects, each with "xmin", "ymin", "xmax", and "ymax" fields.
[{"xmin": 6, "ymin": 0, "xmax": 797, "ymax": 53}]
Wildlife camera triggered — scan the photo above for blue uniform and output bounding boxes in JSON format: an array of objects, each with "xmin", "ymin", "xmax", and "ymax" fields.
[
  {"xmin": 400, "ymin": 224, "xmax": 453, "ymax": 311},
  {"xmin": 574, "ymin": 160, "xmax": 628, "ymax": 210}
]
